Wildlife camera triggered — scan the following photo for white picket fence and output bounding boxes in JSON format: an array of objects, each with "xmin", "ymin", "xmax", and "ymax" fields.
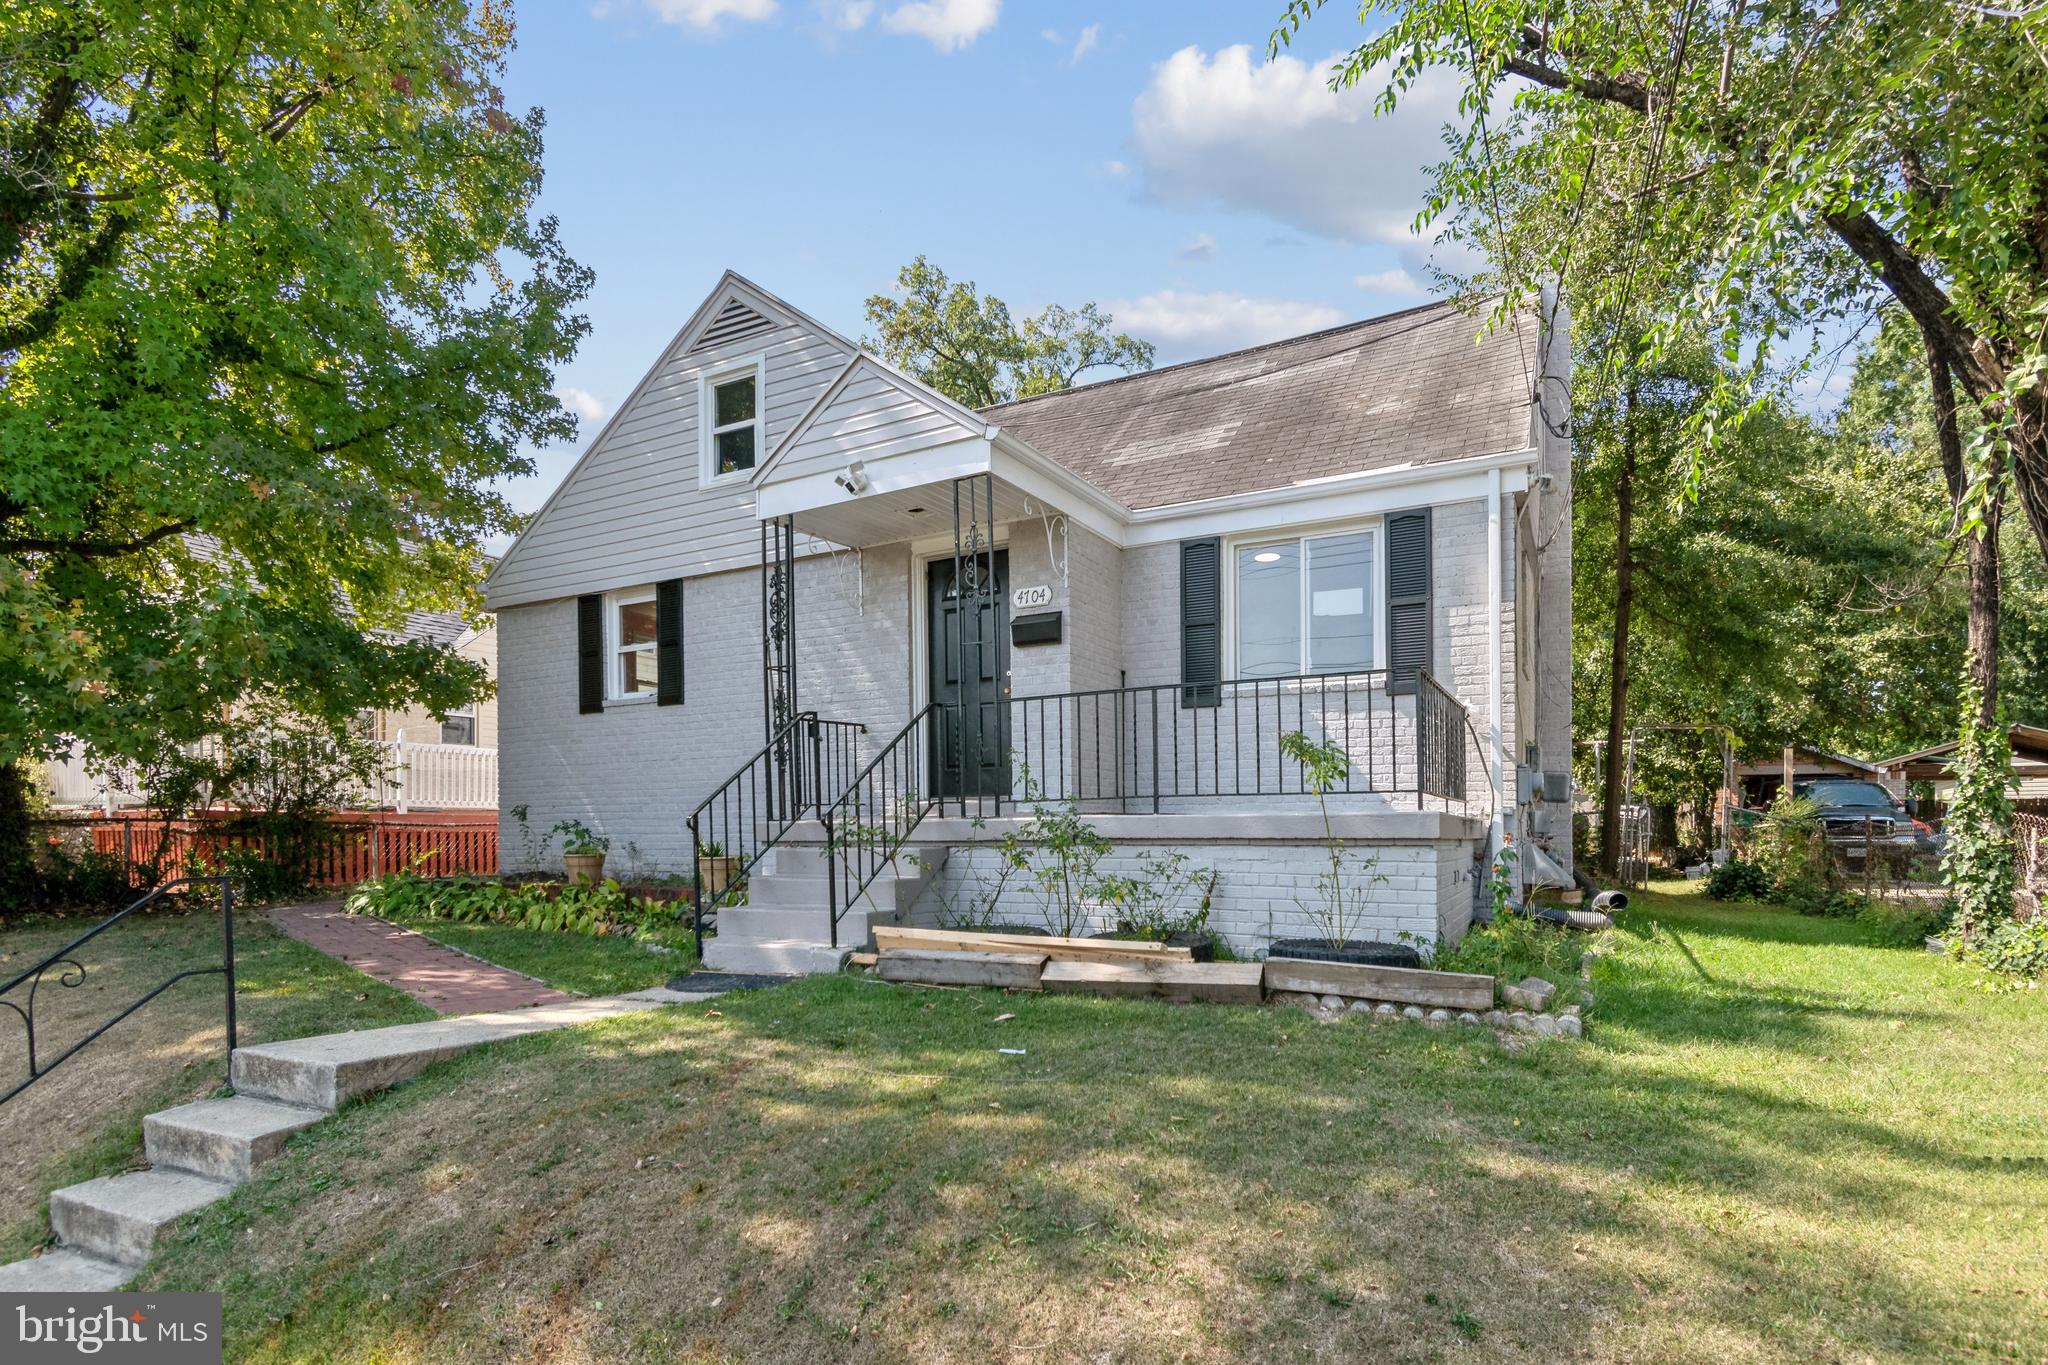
[
  {"xmin": 35, "ymin": 736, "xmax": 496, "ymax": 812},
  {"xmin": 366, "ymin": 735, "xmax": 498, "ymax": 811}
]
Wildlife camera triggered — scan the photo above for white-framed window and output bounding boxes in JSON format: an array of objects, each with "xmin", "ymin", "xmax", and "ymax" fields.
[
  {"xmin": 439, "ymin": 707, "xmax": 477, "ymax": 746},
  {"xmin": 699, "ymin": 357, "xmax": 764, "ymax": 485},
  {"xmin": 1232, "ymin": 526, "xmax": 1380, "ymax": 679},
  {"xmin": 608, "ymin": 587, "xmax": 659, "ymax": 700}
]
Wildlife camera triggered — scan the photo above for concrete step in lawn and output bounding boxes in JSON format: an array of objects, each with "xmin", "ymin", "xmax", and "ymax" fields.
[
  {"xmin": 0, "ymin": 987, "xmax": 709, "ymax": 1292},
  {"xmin": 231, "ymin": 994, "xmax": 671, "ymax": 1110},
  {"xmin": 144, "ymin": 1095, "xmax": 328, "ymax": 1185},
  {"xmin": 50, "ymin": 1169, "xmax": 235, "ymax": 1268},
  {"xmin": 0, "ymin": 1247, "xmax": 135, "ymax": 1292}
]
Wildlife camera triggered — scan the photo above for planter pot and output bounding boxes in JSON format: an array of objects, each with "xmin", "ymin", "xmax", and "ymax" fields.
[
  {"xmin": 697, "ymin": 855, "xmax": 739, "ymax": 899},
  {"xmin": 1089, "ymin": 929, "xmax": 1218, "ymax": 962},
  {"xmin": 562, "ymin": 851, "xmax": 606, "ymax": 886},
  {"xmin": 1267, "ymin": 938, "xmax": 1422, "ymax": 969}
]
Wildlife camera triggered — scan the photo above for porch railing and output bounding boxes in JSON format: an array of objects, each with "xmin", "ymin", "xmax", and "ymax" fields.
[
  {"xmin": 818, "ymin": 669, "xmax": 1487, "ymax": 947},
  {"xmin": 818, "ymin": 704, "xmax": 947, "ymax": 948},
  {"xmin": 997, "ymin": 668, "xmax": 1479, "ymax": 812},
  {"xmin": 686, "ymin": 712, "xmax": 866, "ymax": 958}
]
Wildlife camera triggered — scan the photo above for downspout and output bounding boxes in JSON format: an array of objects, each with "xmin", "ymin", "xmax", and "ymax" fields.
[{"xmin": 1486, "ymin": 466, "xmax": 1509, "ymax": 864}]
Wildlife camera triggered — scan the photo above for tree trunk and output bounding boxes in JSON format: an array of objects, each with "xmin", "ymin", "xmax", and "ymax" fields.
[
  {"xmin": 1927, "ymin": 344, "xmax": 2001, "ymax": 723},
  {"xmin": 1599, "ymin": 378, "xmax": 1639, "ymax": 878},
  {"xmin": 0, "ymin": 761, "xmax": 34, "ymax": 904}
]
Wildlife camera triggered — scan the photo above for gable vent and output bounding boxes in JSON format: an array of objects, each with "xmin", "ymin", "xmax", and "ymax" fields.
[{"xmin": 688, "ymin": 297, "xmax": 777, "ymax": 354}]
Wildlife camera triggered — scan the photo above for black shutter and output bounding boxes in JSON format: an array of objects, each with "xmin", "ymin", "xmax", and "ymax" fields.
[
  {"xmin": 1386, "ymin": 508, "xmax": 1432, "ymax": 694},
  {"xmin": 576, "ymin": 594, "xmax": 604, "ymax": 714},
  {"xmin": 656, "ymin": 578, "xmax": 684, "ymax": 706},
  {"xmin": 1180, "ymin": 537, "xmax": 1222, "ymax": 708}
]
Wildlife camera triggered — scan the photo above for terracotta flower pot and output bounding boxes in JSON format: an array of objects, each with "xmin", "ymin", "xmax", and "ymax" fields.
[
  {"xmin": 563, "ymin": 851, "xmax": 606, "ymax": 886},
  {"xmin": 697, "ymin": 855, "xmax": 738, "ymax": 898}
]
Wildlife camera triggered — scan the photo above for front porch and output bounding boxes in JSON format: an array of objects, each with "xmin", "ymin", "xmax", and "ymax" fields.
[{"xmin": 694, "ymin": 362, "xmax": 1498, "ymax": 972}]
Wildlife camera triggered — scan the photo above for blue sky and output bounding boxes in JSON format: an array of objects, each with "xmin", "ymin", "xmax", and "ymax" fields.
[{"xmin": 499, "ymin": 0, "xmax": 1466, "ymax": 514}]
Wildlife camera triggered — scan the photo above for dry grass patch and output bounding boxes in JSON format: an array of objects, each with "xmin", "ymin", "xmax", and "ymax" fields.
[
  {"xmin": 0, "ymin": 907, "xmax": 430, "ymax": 1258},
  {"xmin": 140, "ymin": 886, "xmax": 2048, "ymax": 1363}
]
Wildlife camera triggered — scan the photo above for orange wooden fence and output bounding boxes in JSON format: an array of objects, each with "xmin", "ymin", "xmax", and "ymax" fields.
[{"xmin": 87, "ymin": 810, "xmax": 499, "ymax": 885}]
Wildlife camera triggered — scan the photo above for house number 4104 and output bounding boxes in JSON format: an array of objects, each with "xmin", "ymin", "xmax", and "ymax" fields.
[{"xmin": 1012, "ymin": 584, "xmax": 1053, "ymax": 610}]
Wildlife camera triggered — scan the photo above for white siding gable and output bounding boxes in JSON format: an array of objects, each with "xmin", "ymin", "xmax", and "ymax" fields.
[
  {"xmin": 761, "ymin": 355, "xmax": 988, "ymax": 488},
  {"xmin": 486, "ymin": 275, "xmax": 856, "ymax": 610}
]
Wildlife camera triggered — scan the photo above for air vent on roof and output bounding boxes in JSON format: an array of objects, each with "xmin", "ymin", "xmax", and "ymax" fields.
[{"xmin": 689, "ymin": 297, "xmax": 777, "ymax": 353}]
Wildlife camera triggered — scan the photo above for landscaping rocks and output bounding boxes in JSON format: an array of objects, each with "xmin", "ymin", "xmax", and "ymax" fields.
[{"xmin": 1501, "ymin": 977, "xmax": 1557, "ymax": 1011}]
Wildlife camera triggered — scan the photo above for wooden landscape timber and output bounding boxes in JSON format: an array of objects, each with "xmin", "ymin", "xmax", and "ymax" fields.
[
  {"xmin": 874, "ymin": 948, "xmax": 1048, "ymax": 991},
  {"xmin": 1261, "ymin": 957, "xmax": 1495, "ymax": 1011},
  {"xmin": 872, "ymin": 926, "xmax": 1195, "ymax": 964},
  {"xmin": 1039, "ymin": 959, "xmax": 1265, "ymax": 1005}
]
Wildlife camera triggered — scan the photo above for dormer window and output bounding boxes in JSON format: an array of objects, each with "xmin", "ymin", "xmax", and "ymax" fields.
[{"xmin": 701, "ymin": 358, "xmax": 764, "ymax": 484}]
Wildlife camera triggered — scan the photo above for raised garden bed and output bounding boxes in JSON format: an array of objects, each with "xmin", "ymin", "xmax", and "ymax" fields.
[{"xmin": 1267, "ymin": 938, "xmax": 1422, "ymax": 969}]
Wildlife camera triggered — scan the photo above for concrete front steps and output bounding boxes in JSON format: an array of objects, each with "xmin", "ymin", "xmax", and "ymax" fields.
[
  {"xmin": 705, "ymin": 840, "xmax": 948, "ymax": 975},
  {"xmin": 0, "ymin": 989, "xmax": 700, "ymax": 1291}
]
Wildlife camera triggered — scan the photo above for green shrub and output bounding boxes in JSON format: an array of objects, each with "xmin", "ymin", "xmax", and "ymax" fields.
[
  {"xmin": 1856, "ymin": 897, "xmax": 1950, "ymax": 948},
  {"xmin": 1427, "ymin": 910, "xmax": 1587, "ymax": 1001},
  {"xmin": 1094, "ymin": 851, "xmax": 1216, "ymax": 942},
  {"xmin": 344, "ymin": 872, "xmax": 680, "ymax": 939},
  {"xmin": 1705, "ymin": 857, "xmax": 1773, "ymax": 902},
  {"xmin": 1783, "ymin": 886, "xmax": 1868, "ymax": 919},
  {"xmin": 1969, "ymin": 918, "xmax": 2048, "ymax": 980},
  {"xmin": 1752, "ymin": 794, "xmax": 1834, "ymax": 904}
]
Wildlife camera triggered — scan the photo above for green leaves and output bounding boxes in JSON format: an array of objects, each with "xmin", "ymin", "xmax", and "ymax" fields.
[
  {"xmin": 861, "ymin": 256, "xmax": 1154, "ymax": 408},
  {"xmin": 1942, "ymin": 667, "xmax": 2017, "ymax": 944},
  {"xmin": 0, "ymin": 1, "xmax": 589, "ymax": 767}
]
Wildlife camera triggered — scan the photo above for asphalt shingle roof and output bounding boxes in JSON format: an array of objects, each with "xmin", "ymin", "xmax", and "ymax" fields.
[{"xmin": 979, "ymin": 298, "xmax": 1538, "ymax": 510}]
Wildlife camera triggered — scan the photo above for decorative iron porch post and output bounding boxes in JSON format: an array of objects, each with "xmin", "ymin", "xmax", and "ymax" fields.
[
  {"xmin": 950, "ymin": 473, "xmax": 1002, "ymax": 817},
  {"xmin": 761, "ymin": 515, "xmax": 798, "ymax": 818}
]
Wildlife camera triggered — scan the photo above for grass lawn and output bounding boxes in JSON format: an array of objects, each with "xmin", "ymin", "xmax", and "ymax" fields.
[
  {"xmin": 0, "ymin": 908, "xmax": 430, "ymax": 1262},
  {"xmin": 374, "ymin": 912, "xmax": 697, "ymax": 996},
  {"xmin": 138, "ymin": 882, "xmax": 2047, "ymax": 1363}
]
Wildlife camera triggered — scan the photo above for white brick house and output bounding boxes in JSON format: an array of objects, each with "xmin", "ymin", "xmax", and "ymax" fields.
[{"xmin": 488, "ymin": 273, "xmax": 1573, "ymax": 969}]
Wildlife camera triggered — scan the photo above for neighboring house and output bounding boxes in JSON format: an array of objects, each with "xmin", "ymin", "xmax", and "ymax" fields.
[
  {"xmin": 1733, "ymin": 746, "xmax": 1900, "ymax": 809},
  {"xmin": 487, "ymin": 272, "xmax": 1574, "ymax": 969},
  {"xmin": 37, "ymin": 605, "xmax": 499, "ymax": 814},
  {"xmin": 1879, "ymin": 724, "xmax": 2048, "ymax": 814}
]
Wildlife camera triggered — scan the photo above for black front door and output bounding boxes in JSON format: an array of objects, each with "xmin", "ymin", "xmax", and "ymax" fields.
[{"xmin": 928, "ymin": 551, "xmax": 1010, "ymax": 799}]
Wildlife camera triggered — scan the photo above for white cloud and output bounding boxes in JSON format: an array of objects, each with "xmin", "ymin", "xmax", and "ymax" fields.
[
  {"xmin": 1069, "ymin": 23, "xmax": 1100, "ymax": 64},
  {"xmin": 555, "ymin": 385, "xmax": 609, "ymax": 423},
  {"xmin": 1104, "ymin": 159, "xmax": 1128, "ymax": 177},
  {"xmin": 1178, "ymin": 232, "xmax": 1218, "ymax": 262},
  {"xmin": 1130, "ymin": 44, "xmax": 1465, "ymax": 245},
  {"xmin": 880, "ymin": 0, "xmax": 998, "ymax": 50},
  {"xmin": 1353, "ymin": 268, "xmax": 1425, "ymax": 297},
  {"xmin": 1103, "ymin": 290, "xmax": 1344, "ymax": 355},
  {"xmin": 818, "ymin": 0, "xmax": 874, "ymax": 28},
  {"xmin": 645, "ymin": 0, "xmax": 778, "ymax": 30}
]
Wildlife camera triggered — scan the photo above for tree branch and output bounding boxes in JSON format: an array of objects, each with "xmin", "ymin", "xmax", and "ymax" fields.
[
  {"xmin": 0, "ymin": 211, "xmax": 130, "ymax": 354},
  {"xmin": 1, "ymin": 520, "xmax": 194, "ymax": 559}
]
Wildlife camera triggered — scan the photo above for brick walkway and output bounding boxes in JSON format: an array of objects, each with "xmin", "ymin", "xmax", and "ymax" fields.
[{"xmin": 268, "ymin": 903, "xmax": 575, "ymax": 1015}]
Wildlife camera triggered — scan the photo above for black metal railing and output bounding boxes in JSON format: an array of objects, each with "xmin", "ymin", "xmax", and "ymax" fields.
[
  {"xmin": 996, "ymin": 668, "xmax": 1486, "ymax": 812},
  {"xmin": 816, "ymin": 670, "xmax": 1487, "ymax": 947},
  {"xmin": 0, "ymin": 876, "xmax": 237, "ymax": 1108},
  {"xmin": 1416, "ymin": 671, "xmax": 1471, "ymax": 804},
  {"xmin": 818, "ymin": 704, "xmax": 946, "ymax": 949},
  {"xmin": 686, "ymin": 711, "xmax": 866, "ymax": 957}
]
